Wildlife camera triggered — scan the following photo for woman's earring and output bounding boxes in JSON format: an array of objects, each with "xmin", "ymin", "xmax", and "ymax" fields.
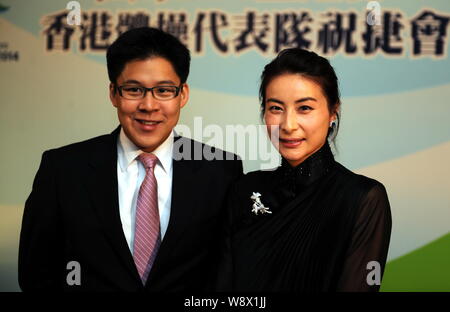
[{"xmin": 329, "ymin": 120, "xmax": 336, "ymax": 128}]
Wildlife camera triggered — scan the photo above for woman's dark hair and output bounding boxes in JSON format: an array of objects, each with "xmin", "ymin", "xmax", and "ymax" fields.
[
  {"xmin": 259, "ymin": 48, "xmax": 341, "ymax": 142},
  {"xmin": 107, "ymin": 27, "xmax": 190, "ymax": 86}
]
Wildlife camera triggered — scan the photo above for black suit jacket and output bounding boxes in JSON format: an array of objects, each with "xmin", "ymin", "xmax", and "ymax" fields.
[{"xmin": 18, "ymin": 126, "xmax": 242, "ymax": 291}]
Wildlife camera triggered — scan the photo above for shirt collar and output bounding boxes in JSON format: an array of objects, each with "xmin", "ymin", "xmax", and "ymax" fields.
[{"xmin": 117, "ymin": 128, "xmax": 174, "ymax": 173}]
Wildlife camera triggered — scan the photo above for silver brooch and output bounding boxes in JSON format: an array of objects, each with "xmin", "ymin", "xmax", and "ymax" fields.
[{"xmin": 250, "ymin": 192, "xmax": 272, "ymax": 215}]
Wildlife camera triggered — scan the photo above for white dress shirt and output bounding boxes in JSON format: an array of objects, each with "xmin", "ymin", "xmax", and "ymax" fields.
[{"xmin": 117, "ymin": 129, "xmax": 174, "ymax": 253}]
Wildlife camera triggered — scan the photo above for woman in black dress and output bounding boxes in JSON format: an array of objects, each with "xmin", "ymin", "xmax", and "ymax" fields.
[{"xmin": 218, "ymin": 48, "xmax": 392, "ymax": 292}]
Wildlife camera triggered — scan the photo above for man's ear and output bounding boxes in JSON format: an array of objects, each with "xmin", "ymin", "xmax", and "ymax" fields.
[
  {"xmin": 180, "ymin": 83, "xmax": 189, "ymax": 109},
  {"xmin": 109, "ymin": 83, "xmax": 118, "ymax": 107}
]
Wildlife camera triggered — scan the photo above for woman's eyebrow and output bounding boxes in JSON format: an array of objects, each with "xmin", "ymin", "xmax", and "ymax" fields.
[
  {"xmin": 266, "ymin": 98, "xmax": 284, "ymax": 104},
  {"xmin": 266, "ymin": 97, "xmax": 317, "ymax": 104},
  {"xmin": 295, "ymin": 97, "xmax": 317, "ymax": 103}
]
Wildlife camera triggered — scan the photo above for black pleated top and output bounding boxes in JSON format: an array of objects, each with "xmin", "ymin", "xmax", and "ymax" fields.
[{"xmin": 218, "ymin": 142, "xmax": 392, "ymax": 292}]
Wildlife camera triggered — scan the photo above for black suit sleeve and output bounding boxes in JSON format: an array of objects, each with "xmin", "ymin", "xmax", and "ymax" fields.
[
  {"xmin": 336, "ymin": 183, "xmax": 392, "ymax": 292},
  {"xmin": 19, "ymin": 151, "xmax": 65, "ymax": 291},
  {"xmin": 233, "ymin": 158, "xmax": 243, "ymax": 184}
]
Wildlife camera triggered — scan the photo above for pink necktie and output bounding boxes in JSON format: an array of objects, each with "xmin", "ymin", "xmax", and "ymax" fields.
[{"xmin": 134, "ymin": 153, "xmax": 160, "ymax": 284}]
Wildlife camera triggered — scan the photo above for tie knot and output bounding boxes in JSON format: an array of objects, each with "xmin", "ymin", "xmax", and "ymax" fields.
[{"xmin": 138, "ymin": 153, "xmax": 158, "ymax": 170}]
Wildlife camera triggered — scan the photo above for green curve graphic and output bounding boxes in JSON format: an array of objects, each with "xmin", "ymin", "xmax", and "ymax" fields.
[{"xmin": 381, "ymin": 231, "xmax": 450, "ymax": 292}]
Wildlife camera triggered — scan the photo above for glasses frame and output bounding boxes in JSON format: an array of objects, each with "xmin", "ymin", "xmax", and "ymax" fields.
[{"xmin": 115, "ymin": 84, "xmax": 183, "ymax": 101}]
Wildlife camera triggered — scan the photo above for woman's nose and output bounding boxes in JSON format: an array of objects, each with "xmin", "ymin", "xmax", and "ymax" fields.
[{"xmin": 281, "ymin": 110, "xmax": 299, "ymax": 133}]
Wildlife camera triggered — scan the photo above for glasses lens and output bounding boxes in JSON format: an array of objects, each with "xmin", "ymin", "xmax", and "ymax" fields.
[
  {"xmin": 153, "ymin": 86, "xmax": 178, "ymax": 100},
  {"xmin": 121, "ymin": 86, "xmax": 145, "ymax": 99}
]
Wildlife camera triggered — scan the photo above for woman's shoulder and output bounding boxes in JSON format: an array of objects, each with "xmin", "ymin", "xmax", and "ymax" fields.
[
  {"xmin": 332, "ymin": 163, "xmax": 391, "ymax": 231},
  {"xmin": 333, "ymin": 162, "xmax": 388, "ymax": 198}
]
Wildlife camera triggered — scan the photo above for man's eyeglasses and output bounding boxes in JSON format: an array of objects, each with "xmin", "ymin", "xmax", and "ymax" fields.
[{"xmin": 116, "ymin": 84, "xmax": 183, "ymax": 101}]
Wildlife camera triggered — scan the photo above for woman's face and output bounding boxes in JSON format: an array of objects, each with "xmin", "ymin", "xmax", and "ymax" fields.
[{"xmin": 264, "ymin": 73, "xmax": 336, "ymax": 167}]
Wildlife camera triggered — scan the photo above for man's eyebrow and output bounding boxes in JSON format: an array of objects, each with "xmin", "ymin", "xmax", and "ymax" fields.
[
  {"xmin": 120, "ymin": 80, "xmax": 178, "ymax": 85},
  {"xmin": 156, "ymin": 80, "xmax": 177, "ymax": 85},
  {"xmin": 121, "ymin": 79, "xmax": 142, "ymax": 85}
]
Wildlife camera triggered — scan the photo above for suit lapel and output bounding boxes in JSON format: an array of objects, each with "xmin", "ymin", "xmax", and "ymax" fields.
[
  {"xmin": 85, "ymin": 126, "xmax": 141, "ymax": 283},
  {"xmin": 146, "ymin": 136, "xmax": 203, "ymax": 285}
]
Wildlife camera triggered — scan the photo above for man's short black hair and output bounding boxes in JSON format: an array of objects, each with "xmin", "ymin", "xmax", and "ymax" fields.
[{"xmin": 106, "ymin": 27, "xmax": 191, "ymax": 85}]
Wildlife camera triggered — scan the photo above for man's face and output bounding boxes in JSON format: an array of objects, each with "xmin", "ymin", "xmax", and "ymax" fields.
[{"xmin": 110, "ymin": 57, "xmax": 189, "ymax": 152}]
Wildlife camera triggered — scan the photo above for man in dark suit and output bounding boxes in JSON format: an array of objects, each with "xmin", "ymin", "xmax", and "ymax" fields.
[{"xmin": 18, "ymin": 27, "xmax": 242, "ymax": 291}]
